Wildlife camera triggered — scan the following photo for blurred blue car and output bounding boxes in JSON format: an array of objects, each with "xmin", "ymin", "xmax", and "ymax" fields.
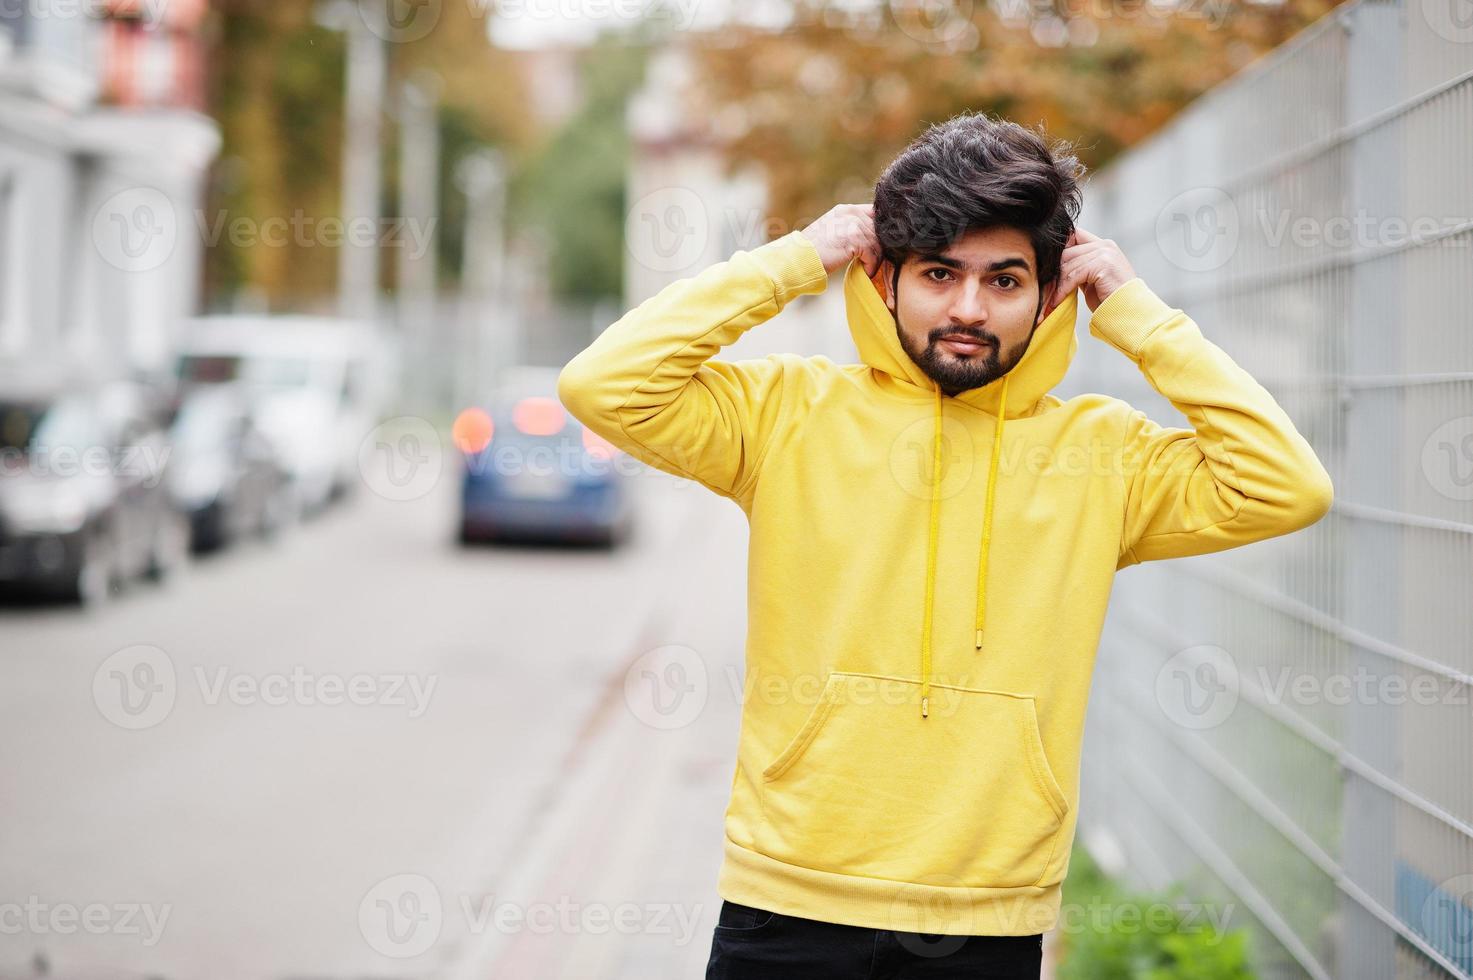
[{"xmin": 457, "ymin": 367, "xmax": 634, "ymax": 548}]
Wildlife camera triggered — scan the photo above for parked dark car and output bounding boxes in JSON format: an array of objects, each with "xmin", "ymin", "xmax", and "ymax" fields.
[
  {"xmin": 0, "ymin": 378, "xmax": 188, "ymax": 604},
  {"xmin": 458, "ymin": 367, "xmax": 635, "ymax": 548},
  {"xmin": 165, "ymin": 383, "xmax": 294, "ymax": 552}
]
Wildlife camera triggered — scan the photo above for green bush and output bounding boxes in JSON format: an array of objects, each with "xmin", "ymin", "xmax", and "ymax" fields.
[{"xmin": 1055, "ymin": 846, "xmax": 1256, "ymax": 980}]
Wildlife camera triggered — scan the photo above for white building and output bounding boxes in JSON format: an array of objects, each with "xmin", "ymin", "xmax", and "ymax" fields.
[{"xmin": 0, "ymin": 0, "xmax": 219, "ymax": 380}]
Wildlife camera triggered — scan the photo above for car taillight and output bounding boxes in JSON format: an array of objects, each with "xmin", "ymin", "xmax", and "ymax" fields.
[
  {"xmin": 582, "ymin": 427, "xmax": 617, "ymax": 460},
  {"xmin": 513, "ymin": 397, "xmax": 565, "ymax": 436},
  {"xmin": 452, "ymin": 407, "xmax": 494, "ymax": 453}
]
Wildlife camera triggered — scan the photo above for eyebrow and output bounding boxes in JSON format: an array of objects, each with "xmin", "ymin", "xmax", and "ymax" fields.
[{"xmin": 918, "ymin": 254, "xmax": 1033, "ymax": 275}]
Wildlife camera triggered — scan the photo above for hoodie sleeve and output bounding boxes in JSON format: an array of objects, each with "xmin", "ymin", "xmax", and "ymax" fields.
[
  {"xmin": 556, "ymin": 229, "xmax": 831, "ymax": 503},
  {"xmin": 1087, "ymin": 277, "xmax": 1335, "ymax": 569}
]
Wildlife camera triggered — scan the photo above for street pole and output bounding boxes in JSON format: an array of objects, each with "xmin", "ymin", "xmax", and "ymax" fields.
[
  {"xmin": 398, "ymin": 70, "xmax": 441, "ymax": 416},
  {"xmin": 454, "ymin": 149, "xmax": 506, "ymax": 409},
  {"xmin": 336, "ymin": 5, "xmax": 385, "ymax": 322}
]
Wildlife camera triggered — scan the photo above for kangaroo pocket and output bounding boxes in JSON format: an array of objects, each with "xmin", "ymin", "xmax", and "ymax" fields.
[{"xmin": 754, "ymin": 671, "xmax": 1070, "ymax": 889}]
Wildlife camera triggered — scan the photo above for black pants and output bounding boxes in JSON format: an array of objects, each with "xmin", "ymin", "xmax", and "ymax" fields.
[{"xmin": 705, "ymin": 900, "xmax": 1044, "ymax": 979}]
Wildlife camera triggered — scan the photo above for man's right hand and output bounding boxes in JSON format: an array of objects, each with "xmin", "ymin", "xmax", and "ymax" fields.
[{"xmin": 799, "ymin": 204, "xmax": 882, "ymax": 278}]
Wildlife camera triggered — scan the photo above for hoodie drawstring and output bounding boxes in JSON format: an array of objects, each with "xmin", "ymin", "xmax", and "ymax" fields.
[{"xmin": 919, "ymin": 372, "xmax": 1010, "ymax": 719}]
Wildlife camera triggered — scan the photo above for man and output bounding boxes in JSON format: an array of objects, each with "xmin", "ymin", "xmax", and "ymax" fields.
[{"xmin": 557, "ymin": 112, "xmax": 1332, "ymax": 979}]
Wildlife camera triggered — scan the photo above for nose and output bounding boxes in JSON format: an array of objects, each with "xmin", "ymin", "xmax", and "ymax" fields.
[{"xmin": 947, "ymin": 279, "xmax": 989, "ymax": 327}]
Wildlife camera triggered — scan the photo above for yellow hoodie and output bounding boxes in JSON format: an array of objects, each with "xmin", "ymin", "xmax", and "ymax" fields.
[{"xmin": 556, "ymin": 229, "xmax": 1333, "ymax": 936}]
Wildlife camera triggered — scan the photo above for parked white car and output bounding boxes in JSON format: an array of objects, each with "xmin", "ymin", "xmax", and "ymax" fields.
[{"xmin": 173, "ymin": 316, "xmax": 393, "ymax": 515}]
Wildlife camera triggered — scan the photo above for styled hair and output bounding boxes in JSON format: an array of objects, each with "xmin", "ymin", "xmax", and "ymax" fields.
[{"xmin": 872, "ymin": 112, "xmax": 1085, "ymax": 295}]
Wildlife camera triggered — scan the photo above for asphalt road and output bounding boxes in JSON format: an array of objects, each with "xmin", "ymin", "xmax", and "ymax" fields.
[{"xmin": 0, "ymin": 461, "xmax": 749, "ymax": 980}]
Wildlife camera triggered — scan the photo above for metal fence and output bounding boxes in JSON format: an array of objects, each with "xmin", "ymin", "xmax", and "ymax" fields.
[{"xmin": 1066, "ymin": 3, "xmax": 1473, "ymax": 978}]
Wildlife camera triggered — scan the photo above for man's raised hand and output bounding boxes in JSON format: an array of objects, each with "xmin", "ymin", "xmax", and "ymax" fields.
[
  {"xmin": 799, "ymin": 204, "xmax": 883, "ymax": 278},
  {"xmin": 1048, "ymin": 227, "xmax": 1137, "ymax": 313}
]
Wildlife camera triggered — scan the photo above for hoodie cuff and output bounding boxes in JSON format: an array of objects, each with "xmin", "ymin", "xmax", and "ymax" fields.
[
  {"xmin": 749, "ymin": 229, "xmax": 831, "ymax": 305},
  {"xmin": 1087, "ymin": 277, "xmax": 1178, "ymax": 359}
]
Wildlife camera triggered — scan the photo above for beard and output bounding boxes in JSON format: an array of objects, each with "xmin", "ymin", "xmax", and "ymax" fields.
[{"xmin": 897, "ymin": 319, "xmax": 1035, "ymax": 397}]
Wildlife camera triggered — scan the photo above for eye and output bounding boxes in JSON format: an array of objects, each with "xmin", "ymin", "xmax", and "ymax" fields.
[
  {"xmin": 924, "ymin": 268, "xmax": 952, "ymax": 282},
  {"xmin": 995, "ymin": 275, "xmax": 1020, "ymax": 289}
]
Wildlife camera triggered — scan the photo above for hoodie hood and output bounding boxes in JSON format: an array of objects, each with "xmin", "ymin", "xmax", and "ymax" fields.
[
  {"xmin": 843, "ymin": 256, "xmax": 1080, "ymax": 416},
  {"xmin": 842, "ymin": 257, "xmax": 1081, "ymax": 717}
]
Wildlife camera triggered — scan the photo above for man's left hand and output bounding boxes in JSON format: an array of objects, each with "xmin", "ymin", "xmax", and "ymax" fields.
[{"xmin": 1043, "ymin": 227, "xmax": 1137, "ymax": 316}]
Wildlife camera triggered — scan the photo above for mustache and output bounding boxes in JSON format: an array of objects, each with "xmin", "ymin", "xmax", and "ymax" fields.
[{"xmin": 928, "ymin": 328, "xmax": 997, "ymax": 345}]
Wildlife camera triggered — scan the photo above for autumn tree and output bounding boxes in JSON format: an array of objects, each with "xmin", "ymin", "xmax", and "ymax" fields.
[{"xmin": 685, "ymin": 0, "xmax": 1352, "ymax": 230}]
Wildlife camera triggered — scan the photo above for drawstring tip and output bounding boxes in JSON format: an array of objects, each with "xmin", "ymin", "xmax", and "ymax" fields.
[
  {"xmin": 975, "ymin": 629, "xmax": 984, "ymax": 650},
  {"xmin": 921, "ymin": 696, "xmax": 929, "ymax": 718}
]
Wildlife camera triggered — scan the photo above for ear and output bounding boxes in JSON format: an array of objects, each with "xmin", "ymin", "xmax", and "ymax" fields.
[
  {"xmin": 1036, "ymin": 281, "xmax": 1058, "ymax": 325},
  {"xmin": 872, "ymin": 259, "xmax": 897, "ymax": 313}
]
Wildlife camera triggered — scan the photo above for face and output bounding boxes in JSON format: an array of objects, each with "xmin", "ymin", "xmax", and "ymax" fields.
[{"xmin": 880, "ymin": 225, "xmax": 1049, "ymax": 397}]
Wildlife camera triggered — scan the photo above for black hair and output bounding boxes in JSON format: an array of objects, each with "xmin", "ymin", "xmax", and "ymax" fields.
[{"xmin": 873, "ymin": 112, "xmax": 1085, "ymax": 307}]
